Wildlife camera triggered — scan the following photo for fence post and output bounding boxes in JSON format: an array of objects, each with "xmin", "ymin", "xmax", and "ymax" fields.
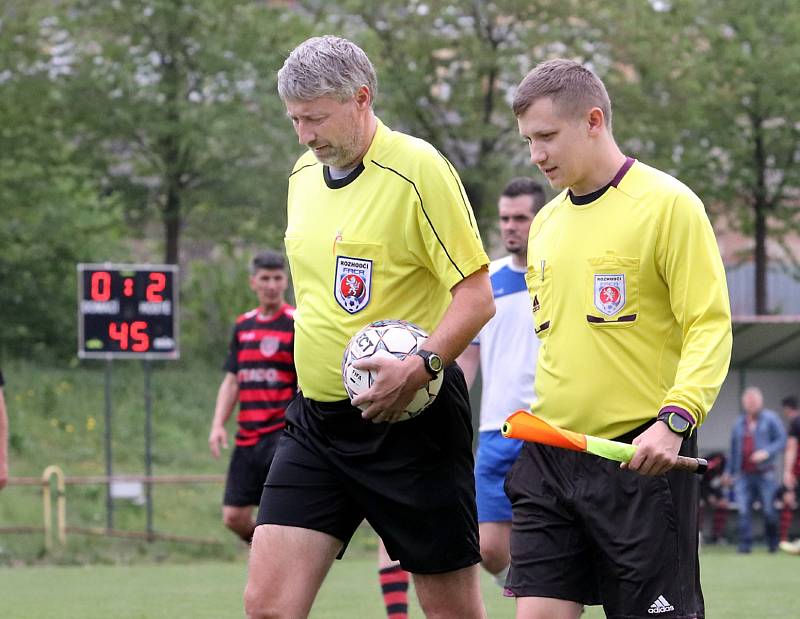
[{"xmin": 42, "ymin": 465, "xmax": 66, "ymax": 550}]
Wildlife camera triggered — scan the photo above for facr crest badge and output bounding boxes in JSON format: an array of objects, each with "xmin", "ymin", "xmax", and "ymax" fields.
[
  {"xmin": 259, "ymin": 337, "xmax": 280, "ymax": 358},
  {"xmin": 594, "ymin": 274, "xmax": 625, "ymax": 316},
  {"xmin": 335, "ymin": 255, "xmax": 372, "ymax": 314}
]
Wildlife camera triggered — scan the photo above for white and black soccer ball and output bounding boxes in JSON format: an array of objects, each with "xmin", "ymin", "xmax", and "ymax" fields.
[{"xmin": 342, "ymin": 319, "xmax": 443, "ymax": 420}]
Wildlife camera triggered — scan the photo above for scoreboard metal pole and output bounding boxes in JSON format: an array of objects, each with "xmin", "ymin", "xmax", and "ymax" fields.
[
  {"xmin": 144, "ymin": 360, "xmax": 154, "ymax": 540},
  {"xmin": 104, "ymin": 359, "xmax": 114, "ymax": 531}
]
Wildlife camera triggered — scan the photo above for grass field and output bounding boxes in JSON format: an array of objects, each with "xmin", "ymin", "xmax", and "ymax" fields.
[
  {"xmin": 2, "ymin": 362, "xmax": 798, "ymax": 617},
  {"xmin": 0, "ymin": 547, "xmax": 796, "ymax": 618},
  {"xmin": 0, "ymin": 361, "xmax": 236, "ymax": 565}
]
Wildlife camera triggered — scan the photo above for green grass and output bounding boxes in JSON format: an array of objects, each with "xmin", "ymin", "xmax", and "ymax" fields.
[
  {"xmin": 0, "ymin": 360, "xmax": 235, "ymax": 564},
  {"xmin": 1, "ymin": 362, "xmax": 797, "ymax": 617},
  {"xmin": 0, "ymin": 547, "xmax": 796, "ymax": 618}
]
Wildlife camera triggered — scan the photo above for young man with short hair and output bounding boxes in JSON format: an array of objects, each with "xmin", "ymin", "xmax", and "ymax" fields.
[
  {"xmin": 244, "ymin": 36, "xmax": 493, "ymax": 619},
  {"xmin": 458, "ymin": 177, "xmax": 545, "ymax": 584},
  {"xmin": 208, "ymin": 250, "xmax": 296, "ymax": 544},
  {"xmin": 506, "ymin": 59, "xmax": 732, "ymax": 619}
]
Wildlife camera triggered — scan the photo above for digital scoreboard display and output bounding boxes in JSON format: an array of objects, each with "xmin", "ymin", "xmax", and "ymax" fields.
[{"xmin": 77, "ymin": 263, "xmax": 179, "ymax": 359}]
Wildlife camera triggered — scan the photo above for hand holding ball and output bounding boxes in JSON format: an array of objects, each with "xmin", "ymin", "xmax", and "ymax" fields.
[{"xmin": 342, "ymin": 319, "xmax": 443, "ymax": 421}]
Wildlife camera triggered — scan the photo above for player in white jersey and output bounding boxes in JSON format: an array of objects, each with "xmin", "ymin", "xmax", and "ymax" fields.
[{"xmin": 458, "ymin": 177, "xmax": 545, "ymax": 584}]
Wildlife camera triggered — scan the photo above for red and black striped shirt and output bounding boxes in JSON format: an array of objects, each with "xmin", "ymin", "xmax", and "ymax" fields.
[{"xmin": 224, "ymin": 304, "xmax": 296, "ymax": 447}]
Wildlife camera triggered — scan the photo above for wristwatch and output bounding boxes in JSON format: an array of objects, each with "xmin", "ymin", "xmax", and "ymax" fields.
[
  {"xmin": 415, "ymin": 349, "xmax": 443, "ymax": 379},
  {"xmin": 657, "ymin": 411, "xmax": 692, "ymax": 437}
]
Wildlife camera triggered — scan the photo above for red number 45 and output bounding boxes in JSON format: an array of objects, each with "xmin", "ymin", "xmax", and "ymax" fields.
[{"xmin": 109, "ymin": 321, "xmax": 149, "ymax": 351}]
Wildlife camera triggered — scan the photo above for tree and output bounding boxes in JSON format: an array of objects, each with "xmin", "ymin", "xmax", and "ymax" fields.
[
  {"xmin": 62, "ymin": 0, "xmax": 311, "ymax": 264},
  {"xmin": 602, "ymin": 0, "xmax": 800, "ymax": 313},
  {"xmin": 0, "ymin": 1, "xmax": 123, "ymax": 358}
]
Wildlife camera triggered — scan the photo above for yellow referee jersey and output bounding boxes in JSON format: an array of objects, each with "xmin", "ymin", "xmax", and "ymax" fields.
[
  {"xmin": 526, "ymin": 160, "xmax": 731, "ymax": 439},
  {"xmin": 285, "ymin": 119, "xmax": 488, "ymax": 401}
]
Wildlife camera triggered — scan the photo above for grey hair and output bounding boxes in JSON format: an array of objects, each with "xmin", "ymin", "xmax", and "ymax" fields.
[{"xmin": 278, "ymin": 35, "xmax": 377, "ymax": 104}]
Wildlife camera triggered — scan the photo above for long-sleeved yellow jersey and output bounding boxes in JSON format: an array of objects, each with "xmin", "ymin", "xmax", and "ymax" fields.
[{"xmin": 526, "ymin": 160, "xmax": 732, "ymax": 439}]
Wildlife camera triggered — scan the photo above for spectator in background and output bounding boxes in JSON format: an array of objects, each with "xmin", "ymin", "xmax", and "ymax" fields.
[
  {"xmin": 725, "ymin": 386, "xmax": 786, "ymax": 553},
  {"xmin": 457, "ymin": 176, "xmax": 545, "ymax": 585},
  {"xmin": 0, "ymin": 369, "xmax": 8, "ymax": 490},
  {"xmin": 779, "ymin": 396, "xmax": 800, "ymax": 554},
  {"xmin": 208, "ymin": 251, "xmax": 296, "ymax": 544}
]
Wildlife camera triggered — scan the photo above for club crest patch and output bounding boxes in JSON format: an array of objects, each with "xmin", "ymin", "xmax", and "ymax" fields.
[
  {"xmin": 335, "ymin": 255, "xmax": 372, "ymax": 314},
  {"xmin": 259, "ymin": 336, "xmax": 281, "ymax": 358},
  {"xmin": 594, "ymin": 274, "xmax": 625, "ymax": 316}
]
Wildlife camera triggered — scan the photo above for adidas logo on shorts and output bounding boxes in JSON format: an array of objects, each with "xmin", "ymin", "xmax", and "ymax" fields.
[{"xmin": 648, "ymin": 595, "xmax": 675, "ymax": 614}]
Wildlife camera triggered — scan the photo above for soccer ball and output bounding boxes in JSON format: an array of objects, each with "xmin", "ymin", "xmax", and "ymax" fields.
[{"xmin": 342, "ymin": 319, "xmax": 443, "ymax": 420}]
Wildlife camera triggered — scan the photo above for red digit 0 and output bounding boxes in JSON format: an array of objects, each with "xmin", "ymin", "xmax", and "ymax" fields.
[{"xmin": 91, "ymin": 271, "xmax": 112, "ymax": 301}]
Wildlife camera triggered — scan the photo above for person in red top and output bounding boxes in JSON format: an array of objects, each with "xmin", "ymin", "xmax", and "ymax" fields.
[
  {"xmin": 208, "ymin": 251, "xmax": 297, "ymax": 543},
  {"xmin": 779, "ymin": 396, "xmax": 800, "ymax": 552}
]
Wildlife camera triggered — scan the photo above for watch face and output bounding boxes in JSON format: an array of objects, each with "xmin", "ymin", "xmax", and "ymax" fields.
[
  {"xmin": 669, "ymin": 414, "xmax": 690, "ymax": 433},
  {"xmin": 429, "ymin": 354, "xmax": 443, "ymax": 372}
]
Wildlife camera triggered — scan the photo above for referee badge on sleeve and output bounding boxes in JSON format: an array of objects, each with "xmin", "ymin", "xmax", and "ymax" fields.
[
  {"xmin": 335, "ymin": 255, "xmax": 372, "ymax": 314},
  {"xmin": 594, "ymin": 274, "xmax": 625, "ymax": 316}
]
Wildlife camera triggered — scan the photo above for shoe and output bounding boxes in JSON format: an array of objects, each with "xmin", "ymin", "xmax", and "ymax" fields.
[{"xmin": 779, "ymin": 540, "xmax": 800, "ymax": 555}]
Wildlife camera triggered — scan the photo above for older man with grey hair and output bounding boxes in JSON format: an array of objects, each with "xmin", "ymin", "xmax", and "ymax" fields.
[
  {"xmin": 244, "ymin": 36, "xmax": 493, "ymax": 619},
  {"xmin": 725, "ymin": 386, "xmax": 787, "ymax": 553}
]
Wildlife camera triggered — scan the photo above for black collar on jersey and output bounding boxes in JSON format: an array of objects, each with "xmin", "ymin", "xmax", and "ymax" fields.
[
  {"xmin": 323, "ymin": 161, "xmax": 366, "ymax": 189},
  {"xmin": 569, "ymin": 156, "xmax": 635, "ymax": 205}
]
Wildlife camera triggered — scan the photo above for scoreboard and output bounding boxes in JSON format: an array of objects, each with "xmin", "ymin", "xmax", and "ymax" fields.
[{"xmin": 77, "ymin": 263, "xmax": 179, "ymax": 359}]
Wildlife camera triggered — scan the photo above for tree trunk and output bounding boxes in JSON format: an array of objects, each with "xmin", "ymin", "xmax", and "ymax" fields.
[
  {"xmin": 753, "ymin": 202, "xmax": 767, "ymax": 314},
  {"xmin": 752, "ymin": 115, "xmax": 768, "ymax": 314},
  {"xmin": 160, "ymin": 23, "xmax": 182, "ymax": 266},
  {"xmin": 164, "ymin": 185, "xmax": 180, "ymax": 265}
]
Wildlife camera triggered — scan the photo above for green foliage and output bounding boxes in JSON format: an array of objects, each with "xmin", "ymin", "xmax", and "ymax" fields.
[
  {"xmin": 606, "ymin": 0, "xmax": 800, "ymax": 223},
  {"xmin": 0, "ymin": 1, "xmax": 126, "ymax": 359},
  {"xmin": 60, "ymin": 0, "xmax": 311, "ymax": 263},
  {"xmin": 599, "ymin": 0, "xmax": 800, "ymax": 308}
]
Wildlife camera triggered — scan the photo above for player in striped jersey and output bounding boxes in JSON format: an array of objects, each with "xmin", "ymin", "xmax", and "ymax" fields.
[{"xmin": 208, "ymin": 251, "xmax": 297, "ymax": 543}]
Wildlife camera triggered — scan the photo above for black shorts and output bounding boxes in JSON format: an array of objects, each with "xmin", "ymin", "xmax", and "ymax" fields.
[
  {"xmin": 256, "ymin": 364, "xmax": 481, "ymax": 574},
  {"xmin": 223, "ymin": 430, "xmax": 282, "ymax": 507},
  {"xmin": 505, "ymin": 422, "xmax": 703, "ymax": 619}
]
